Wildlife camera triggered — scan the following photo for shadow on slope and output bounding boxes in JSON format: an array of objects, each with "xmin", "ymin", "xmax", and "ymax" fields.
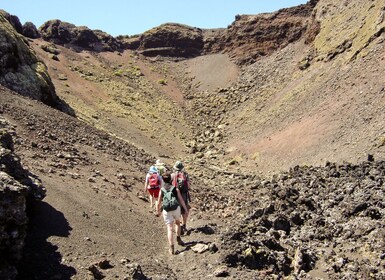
[{"xmin": 17, "ymin": 201, "xmax": 76, "ymax": 280}]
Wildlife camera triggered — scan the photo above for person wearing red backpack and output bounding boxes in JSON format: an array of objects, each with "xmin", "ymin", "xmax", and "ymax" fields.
[
  {"xmin": 144, "ymin": 166, "xmax": 163, "ymax": 214},
  {"xmin": 171, "ymin": 161, "xmax": 190, "ymax": 235}
]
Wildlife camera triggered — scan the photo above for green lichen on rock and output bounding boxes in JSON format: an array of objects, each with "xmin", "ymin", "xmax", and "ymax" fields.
[{"xmin": 0, "ymin": 13, "xmax": 59, "ymax": 107}]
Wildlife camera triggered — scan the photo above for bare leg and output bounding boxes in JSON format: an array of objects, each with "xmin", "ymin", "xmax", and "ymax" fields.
[
  {"xmin": 182, "ymin": 213, "xmax": 188, "ymax": 229},
  {"xmin": 175, "ymin": 219, "xmax": 181, "ymax": 236},
  {"xmin": 154, "ymin": 198, "xmax": 158, "ymax": 212},
  {"xmin": 175, "ymin": 219, "xmax": 184, "ymax": 245},
  {"xmin": 149, "ymin": 193, "xmax": 153, "ymax": 209},
  {"xmin": 167, "ymin": 222, "xmax": 174, "ymax": 245},
  {"xmin": 167, "ymin": 222, "xmax": 175, "ymax": 254}
]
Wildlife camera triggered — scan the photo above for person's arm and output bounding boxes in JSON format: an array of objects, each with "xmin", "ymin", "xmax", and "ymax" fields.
[
  {"xmin": 186, "ymin": 173, "xmax": 191, "ymax": 202},
  {"xmin": 176, "ymin": 188, "xmax": 188, "ymax": 213},
  {"xmin": 171, "ymin": 173, "xmax": 175, "ymax": 186},
  {"xmin": 144, "ymin": 174, "xmax": 149, "ymax": 192},
  {"xmin": 157, "ymin": 190, "xmax": 163, "ymax": 215}
]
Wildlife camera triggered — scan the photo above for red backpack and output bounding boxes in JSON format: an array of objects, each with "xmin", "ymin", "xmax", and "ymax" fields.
[
  {"xmin": 172, "ymin": 171, "xmax": 188, "ymax": 193},
  {"xmin": 148, "ymin": 173, "xmax": 159, "ymax": 188}
]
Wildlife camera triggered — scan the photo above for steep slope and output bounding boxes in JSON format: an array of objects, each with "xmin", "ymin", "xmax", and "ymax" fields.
[
  {"xmin": 177, "ymin": 0, "xmax": 385, "ymax": 175},
  {"xmin": 29, "ymin": 38, "xmax": 192, "ymax": 159},
  {"xmin": 0, "ymin": 86, "xmax": 168, "ymax": 279},
  {"xmin": 205, "ymin": 1, "xmax": 317, "ymax": 64}
]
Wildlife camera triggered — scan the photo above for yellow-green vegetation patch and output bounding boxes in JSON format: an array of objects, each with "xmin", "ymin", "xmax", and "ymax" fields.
[
  {"xmin": 113, "ymin": 69, "xmax": 125, "ymax": 77},
  {"xmin": 314, "ymin": 1, "xmax": 385, "ymax": 61},
  {"xmin": 378, "ymin": 135, "xmax": 385, "ymax": 147},
  {"xmin": 158, "ymin": 79, "xmax": 167, "ymax": 85}
]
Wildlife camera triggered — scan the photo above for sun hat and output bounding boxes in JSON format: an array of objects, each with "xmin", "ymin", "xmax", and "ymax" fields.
[
  {"xmin": 149, "ymin": 166, "xmax": 158, "ymax": 173},
  {"xmin": 155, "ymin": 159, "xmax": 164, "ymax": 165},
  {"xmin": 173, "ymin": 161, "xmax": 184, "ymax": 171}
]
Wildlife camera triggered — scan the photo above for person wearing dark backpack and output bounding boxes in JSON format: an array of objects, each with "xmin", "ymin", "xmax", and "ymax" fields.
[
  {"xmin": 157, "ymin": 172, "xmax": 188, "ymax": 255},
  {"xmin": 144, "ymin": 166, "xmax": 162, "ymax": 214},
  {"xmin": 171, "ymin": 161, "xmax": 190, "ymax": 235}
]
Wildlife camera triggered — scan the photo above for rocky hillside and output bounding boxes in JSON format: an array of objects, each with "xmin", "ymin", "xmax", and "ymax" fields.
[
  {"xmin": 220, "ymin": 158, "xmax": 385, "ymax": 279},
  {"xmin": 0, "ymin": 0, "xmax": 385, "ymax": 279},
  {"xmin": 178, "ymin": 0, "xmax": 385, "ymax": 175}
]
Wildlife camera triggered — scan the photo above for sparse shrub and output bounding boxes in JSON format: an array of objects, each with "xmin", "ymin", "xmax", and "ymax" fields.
[
  {"xmin": 130, "ymin": 66, "xmax": 142, "ymax": 77},
  {"xmin": 114, "ymin": 70, "xmax": 124, "ymax": 77},
  {"xmin": 158, "ymin": 79, "xmax": 167, "ymax": 85},
  {"xmin": 379, "ymin": 135, "xmax": 385, "ymax": 147}
]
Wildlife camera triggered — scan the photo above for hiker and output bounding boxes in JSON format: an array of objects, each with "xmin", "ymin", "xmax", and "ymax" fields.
[
  {"xmin": 144, "ymin": 166, "xmax": 162, "ymax": 213},
  {"xmin": 154, "ymin": 159, "xmax": 167, "ymax": 176},
  {"xmin": 171, "ymin": 161, "xmax": 190, "ymax": 235},
  {"xmin": 157, "ymin": 172, "xmax": 189, "ymax": 255}
]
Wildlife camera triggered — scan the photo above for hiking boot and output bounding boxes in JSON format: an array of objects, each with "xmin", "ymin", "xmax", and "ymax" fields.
[
  {"xmin": 169, "ymin": 245, "xmax": 175, "ymax": 255},
  {"xmin": 180, "ymin": 225, "xmax": 186, "ymax": 235},
  {"xmin": 181, "ymin": 225, "xmax": 188, "ymax": 236},
  {"xmin": 176, "ymin": 236, "xmax": 184, "ymax": 246}
]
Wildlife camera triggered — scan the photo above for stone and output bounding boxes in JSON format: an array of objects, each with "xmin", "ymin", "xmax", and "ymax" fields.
[{"xmin": 192, "ymin": 243, "xmax": 210, "ymax": 253}]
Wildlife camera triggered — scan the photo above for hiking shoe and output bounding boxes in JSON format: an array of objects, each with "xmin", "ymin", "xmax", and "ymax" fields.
[
  {"xmin": 180, "ymin": 225, "xmax": 186, "ymax": 235},
  {"xmin": 176, "ymin": 236, "xmax": 184, "ymax": 246},
  {"xmin": 182, "ymin": 225, "xmax": 189, "ymax": 235},
  {"xmin": 169, "ymin": 245, "xmax": 175, "ymax": 255}
]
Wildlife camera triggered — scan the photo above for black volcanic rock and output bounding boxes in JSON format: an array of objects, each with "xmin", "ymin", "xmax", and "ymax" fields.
[
  {"xmin": 220, "ymin": 159, "xmax": 385, "ymax": 278},
  {"xmin": 0, "ymin": 117, "xmax": 46, "ymax": 280},
  {"xmin": 0, "ymin": 14, "xmax": 61, "ymax": 108},
  {"xmin": 39, "ymin": 20, "xmax": 122, "ymax": 51},
  {"xmin": 0, "ymin": 10, "xmax": 23, "ymax": 34},
  {"xmin": 22, "ymin": 21, "xmax": 40, "ymax": 39},
  {"xmin": 72, "ymin": 26, "xmax": 100, "ymax": 48},
  {"xmin": 39, "ymin": 20, "xmax": 76, "ymax": 44},
  {"xmin": 93, "ymin": 29, "xmax": 122, "ymax": 51}
]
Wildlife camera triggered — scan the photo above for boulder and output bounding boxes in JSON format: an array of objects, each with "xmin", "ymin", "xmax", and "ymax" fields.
[
  {"xmin": 0, "ymin": 15, "xmax": 61, "ymax": 108},
  {"xmin": 39, "ymin": 19, "xmax": 75, "ymax": 44},
  {"xmin": 22, "ymin": 22, "xmax": 40, "ymax": 39}
]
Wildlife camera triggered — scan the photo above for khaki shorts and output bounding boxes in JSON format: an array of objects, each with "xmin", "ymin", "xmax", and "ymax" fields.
[{"xmin": 162, "ymin": 206, "xmax": 181, "ymax": 225}]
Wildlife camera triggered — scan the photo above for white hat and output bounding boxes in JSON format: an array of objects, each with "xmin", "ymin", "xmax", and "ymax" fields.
[{"xmin": 155, "ymin": 159, "xmax": 164, "ymax": 165}]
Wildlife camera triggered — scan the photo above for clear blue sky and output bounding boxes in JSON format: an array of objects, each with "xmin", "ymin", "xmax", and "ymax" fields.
[{"xmin": 1, "ymin": 0, "xmax": 308, "ymax": 37}]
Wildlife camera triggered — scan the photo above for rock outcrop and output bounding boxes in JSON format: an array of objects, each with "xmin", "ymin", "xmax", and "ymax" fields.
[
  {"xmin": 0, "ymin": 14, "xmax": 61, "ymax": 108},
  {"xmin": 39, "ymin": 20, "xmax": 122, "ymax": 52},
  {"xmin": 204, "ymin": 1, "xmax": 318, "ymax": 64},
  {"xmin": 22, "ymin": 22, "xmax": 40, "ymax": 39},
  {"xmin": 135, "ymin": 23, "xmax": 204, "ymax": 58},
  {"xmin": 0, "ymin": 117, "xmax": 45, "ymax": 280},
  {"xmin": 0, "ymin": 10, "xmax": 23, "ymax": 34}
]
